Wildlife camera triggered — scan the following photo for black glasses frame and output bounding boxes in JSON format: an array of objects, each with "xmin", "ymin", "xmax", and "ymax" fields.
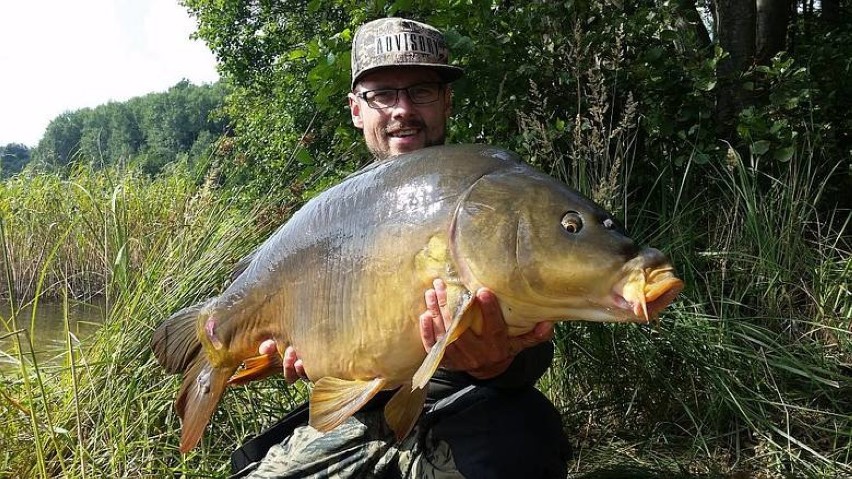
[{"xmin": 355, "ymin": 82, "xmax": 445, "ymax": 109}]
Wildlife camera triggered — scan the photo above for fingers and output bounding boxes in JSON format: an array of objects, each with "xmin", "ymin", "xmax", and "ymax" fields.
[
  {"xmin": 533, "ymin": 321, "xmax": 555, "ymax": 341},
  {"xmin": 282, "ymin": 346, "xmax": 301, "ymax": 384},
  {"xmin": 257, "ymin": 340, "xmax": 308, "ymax": 384},
  {"xmin": 432, "ymin": 278, "xmax": 452, "ymax": 333},
  {"xmin": 258, "ymin": 339, "xmax": 277, "ymax": 355},
  {"xmin": 507, "ymin": 321, "xmax": 554, "ymax": 355},
  {"xmin": 294, "ymin": 359, "xmax": 306, "ymax": 382},
  {"xmin": 419, "ymin": 310, "xmax": 436, "ymax": 352},
  {"xmin": 475, "ymin": 288, "xmax": 508, "ymax": 337},
  {"xmin": 418, "ymin": 283, "xmax": 553, "ymax": 379},
  {"xmin": 420, "ymin": 280, "xmax": 451, "ymax": 355}
]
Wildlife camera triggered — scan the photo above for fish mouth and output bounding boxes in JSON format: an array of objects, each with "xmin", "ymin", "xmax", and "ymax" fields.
[{"xmin": 612, "ymin": 249, "xmax": 684, "ymax": 323}]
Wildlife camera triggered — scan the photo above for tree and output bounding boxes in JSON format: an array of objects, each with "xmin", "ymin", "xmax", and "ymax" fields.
[
  {"xmin": 30, "ymin": 81, "xmax": 227, "ymax": 175},
  {"xmin": 183, "ymin": 0, "xmax": 850, "ymax": 205},
  {"xmin": 714, "ymin": 0, "xmax": 757, "ymax": 133},
  {"xmin": 0, "ymin": 143, "xmax": 31, "ymax": 178},
  {"xmin": 756, "ymin": 0, "xmax": 791, "ymax": 64},
  {"xmin": 34, "ymin": 111, "xmax": 85, "ymax": 168}
]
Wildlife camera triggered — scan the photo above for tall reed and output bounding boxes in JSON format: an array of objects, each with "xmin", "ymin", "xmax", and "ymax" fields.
[
  {"xmin": 541, "ymin": 143, "xmax": 851, "ymax": 477},
  {"xmin": 0, "ymin": 160, "xmax": 306, "ymax": 477},
  {"xmin": 1, "ymin": 142, "xmax": 849, "ymax": 477}
]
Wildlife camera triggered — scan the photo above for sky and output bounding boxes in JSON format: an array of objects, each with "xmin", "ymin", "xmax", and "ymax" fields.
[{"xmin": 0, "ymin": 0, "xmax": 220, "ymax": 147}]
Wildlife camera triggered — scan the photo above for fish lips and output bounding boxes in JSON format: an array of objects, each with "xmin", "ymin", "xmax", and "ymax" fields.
[{"xmin": 612, "ymin": 249, "xmax": 684, "ymax": 323}]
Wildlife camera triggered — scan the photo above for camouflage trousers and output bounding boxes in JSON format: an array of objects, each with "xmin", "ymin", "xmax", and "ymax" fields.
[
  {"xmin": 244, "ymin": 408, "xmax": 456, "ymax": 479},
  {"xmin": 239, "ymin": 385, "xmax": 570, "ymax": 479}
]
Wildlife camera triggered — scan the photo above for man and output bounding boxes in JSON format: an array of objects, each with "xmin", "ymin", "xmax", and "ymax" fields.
[{"xmin": 234, "ymin": 17, "xmax": 570, "ymax": 478}]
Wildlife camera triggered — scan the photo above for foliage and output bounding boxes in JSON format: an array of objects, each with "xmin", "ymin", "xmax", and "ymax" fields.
[
  {"xmin": 30, "ymin": 80, "xmax": 228, "ymax": 176},
  {"xmin": 0, "ymin": 157, "xmax": 213, "ymax": 302},
  {"xmin": 182, "ymin": 0, "xmax": 850, "ymax": 213},
  {"xmin": 1, "ymin": 136, "xmax": 849, "ymax": 477},
  {"xmin": 0, "ymin": 164, "xmax": 305, "ymax": 477},
  {"xmin": 0, "ymin": 143, "xmax": 31, "ymax": 179}
]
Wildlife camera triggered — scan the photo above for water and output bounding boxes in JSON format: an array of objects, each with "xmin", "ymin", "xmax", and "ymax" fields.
[{"xmin": 0, "ymin": 299, "xmax": 105, "ymax": 370}]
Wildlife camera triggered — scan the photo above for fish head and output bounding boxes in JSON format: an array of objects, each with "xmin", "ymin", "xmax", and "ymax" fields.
[{"xmin": 451, "ymin": 165, "xmax": 683, "ymax": 328}]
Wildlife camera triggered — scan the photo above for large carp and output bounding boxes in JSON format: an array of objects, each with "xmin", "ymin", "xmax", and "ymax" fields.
[{"xmin": 152, "ymin": 144, "xmax": 683, "ymax": 453}]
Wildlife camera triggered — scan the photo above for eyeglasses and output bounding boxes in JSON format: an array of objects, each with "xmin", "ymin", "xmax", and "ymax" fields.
[{"xmin": 355, "ymin": 82, "xmax": 444, "ymax": 109}]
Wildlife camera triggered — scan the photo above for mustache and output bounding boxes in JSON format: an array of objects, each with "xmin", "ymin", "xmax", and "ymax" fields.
[{"xmin": 385, "ymin": 120, "xmax": 425, "ymax": 133}]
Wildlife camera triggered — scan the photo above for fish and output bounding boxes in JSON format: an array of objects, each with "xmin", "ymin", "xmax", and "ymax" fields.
[{"xmin": 151, "ymin": 144, "xmax": 684, "ymax": 453}]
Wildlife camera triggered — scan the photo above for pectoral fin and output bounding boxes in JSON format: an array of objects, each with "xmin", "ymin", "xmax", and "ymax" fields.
[
  {"xmin": 411, "ymin": 286, "xmax": 475, "ymax": 389},
  {"xmin": 384, "ymin": 382, "xmax": 428, "ymax": 441},
  {"xmin": 309, "ymin": 377, "xmax": 386, "ymax": 432}
]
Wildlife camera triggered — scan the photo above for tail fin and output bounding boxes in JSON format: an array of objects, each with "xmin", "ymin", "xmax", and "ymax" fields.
[
  {"xmin": 175, "ymin": 357, "xmax": 235, "ymax": 452},
  {"xmin": 151, "ymin": 300, "xmax": 212, "ymax": 374},
  {"xmin": 151, "ymin": 299, "xmax": 235, "ymax": 452}
]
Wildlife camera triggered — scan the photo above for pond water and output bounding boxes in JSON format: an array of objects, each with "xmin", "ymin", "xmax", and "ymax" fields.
[{"xmin": 0, "ymin": 299, "xmax": 105, "ymax": 370}]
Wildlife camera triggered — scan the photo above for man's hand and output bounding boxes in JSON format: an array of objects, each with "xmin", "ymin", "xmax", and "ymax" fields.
[
  {"xmin": 418, "ymin": 279, "xmax": 554, "ymax": 380},
  {"xmin": 257, "ymin": 339, "xmax": 307, "ymax": 384}
]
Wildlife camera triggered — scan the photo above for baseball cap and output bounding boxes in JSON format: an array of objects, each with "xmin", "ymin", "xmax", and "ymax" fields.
[{"xmin": 351, "ymin": 17, "xmax": 465, "ymax": 89}]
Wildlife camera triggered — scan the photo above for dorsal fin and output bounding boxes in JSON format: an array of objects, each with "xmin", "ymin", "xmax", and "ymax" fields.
[{"xmin": 230, "ymin": 250, "xmax": 257, "ymax": 282}]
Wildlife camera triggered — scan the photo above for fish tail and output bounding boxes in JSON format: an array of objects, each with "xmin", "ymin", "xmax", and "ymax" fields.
[
  {"xmin": 151, "ymin": 299, "xmax": 234, "ymax": 452},
  {"xmin": 151, "ymin": 299, "xmax": 213, "ymax": 374},
  {"xmin": 175, "ymin": 356, "xmax": 236, "ymax": 453}
]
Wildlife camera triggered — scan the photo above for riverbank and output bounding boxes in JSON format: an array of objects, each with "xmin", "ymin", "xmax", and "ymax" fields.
[{"xmin": 1, "ymin": 155, "xmax": 850, "ymax": 477}]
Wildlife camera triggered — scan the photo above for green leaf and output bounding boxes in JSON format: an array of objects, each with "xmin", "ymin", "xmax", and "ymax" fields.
[
  {"xmin": 660, "ymin": 29, "xmax": 678, "ymax": 42},
  {"xmin": 752, "ymin": 140, "xmax": 771, "ymax": 156},
  {"xmin": 694, "ymin": 152, "xmax": 710, "ymax": 164},
  {"xmin": 773, "ymin": 146, "xmax": 795, "ymax": 162},
  {"xmin": 645, "ymin": 47, "xmax": 663, "ymax": 62},
  {"xmin": 296, "ymin": 149, "xmax": 314, "ymax": 165},
  {"xmin": 695, "ymin": 78, "xmax": 716, "ymax": 91}
]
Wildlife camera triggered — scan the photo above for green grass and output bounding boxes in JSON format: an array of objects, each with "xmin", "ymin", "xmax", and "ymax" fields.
[
  {"xmin": 0, "ymin": 148, "xmax": 850, "ymax": 477},
  {"xmin": 542, "ymin": 147, "xmax": 851, "ymax": 477},
  {"xmin": 0, "ymin": 161, "xmax": 309, "ymax": 477}
]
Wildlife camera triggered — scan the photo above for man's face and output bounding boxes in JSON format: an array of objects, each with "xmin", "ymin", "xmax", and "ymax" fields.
[{"xmin": 348, "ymin": 67, "xmax": 452, "ymax": 161}]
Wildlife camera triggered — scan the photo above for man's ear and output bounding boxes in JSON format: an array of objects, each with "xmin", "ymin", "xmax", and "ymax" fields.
[
  {"xmin": 443, "ymin": 86, "xmax": 453, "ymax": 119},
  {"xmin": 348, "ymin": 93, "xmax": 364, "ymax": 129}
]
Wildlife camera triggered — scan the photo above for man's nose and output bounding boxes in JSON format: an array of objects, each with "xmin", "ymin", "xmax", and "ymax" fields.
[{"xmin": 391, "ymin": 90, "xmax": 417, "ymax": 116}]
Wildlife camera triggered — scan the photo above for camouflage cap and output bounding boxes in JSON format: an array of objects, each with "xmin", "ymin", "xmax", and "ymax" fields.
[{"xmin": 351, "ymin": 17, "xmax": 464, "ymax": 89}]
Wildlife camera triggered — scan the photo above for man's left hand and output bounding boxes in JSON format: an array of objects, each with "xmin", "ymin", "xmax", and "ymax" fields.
[{"xmin": 418, "ymin": 279, "xmax": 554, "ymax": 380}]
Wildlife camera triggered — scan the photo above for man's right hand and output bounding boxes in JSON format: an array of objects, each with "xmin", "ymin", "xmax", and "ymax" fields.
[{"xmin": 257, "ymin": 339, "xmax": 307, "ymax": 384}]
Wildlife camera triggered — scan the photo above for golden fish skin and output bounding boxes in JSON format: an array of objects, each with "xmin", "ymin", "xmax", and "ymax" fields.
[{"xmin": 151, "ymin": 144, "xmax": 684, "ymax": 452}]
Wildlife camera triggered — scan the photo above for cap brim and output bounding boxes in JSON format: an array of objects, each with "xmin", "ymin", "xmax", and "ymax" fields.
[{"xmin": 352, "ymin": 64, "xmax": 464, "ymax": 89}]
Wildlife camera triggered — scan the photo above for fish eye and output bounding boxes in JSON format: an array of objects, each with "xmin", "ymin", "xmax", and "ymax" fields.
[{"xmin": 561, "ymin": 212, "xmax": 583, "ymax": 234}]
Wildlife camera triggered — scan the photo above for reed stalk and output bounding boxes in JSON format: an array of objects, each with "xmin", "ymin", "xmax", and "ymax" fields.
[{"xmin": 1, "ymin": 146, "xmax": 849, "ymax": 477}]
